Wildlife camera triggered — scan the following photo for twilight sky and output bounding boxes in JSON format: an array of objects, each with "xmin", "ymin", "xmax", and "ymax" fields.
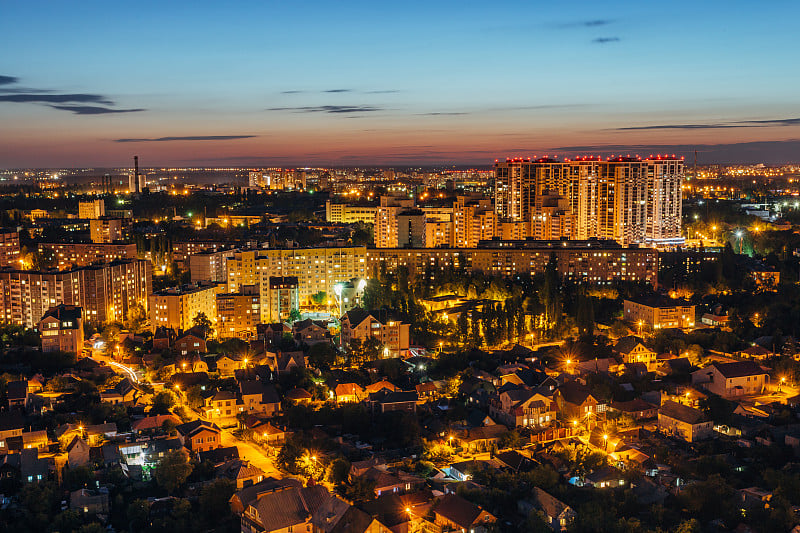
[{"xmin": 1, "ymin": 0, "xmax": 799, "ymax": 167}]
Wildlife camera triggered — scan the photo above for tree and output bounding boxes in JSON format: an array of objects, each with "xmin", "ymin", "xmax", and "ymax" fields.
[
  {"xmin": 307, "ymin": 342, "xmax": 337, "ymax": 369},
  {"xmin": 327, "ymin": 458, "xmax": 351, "ymax": 486},
  {"xmin": 199, "ymin": 478, "xmax": 236, "ymax": 524},
  {"xmin": 151, "ymin": 390, "xmax": 176, "ymax": 415},
  {"xmin": 192, "ymin": 311, "xmax": 213, "ymax": 337},
  {"xmin": 310, "ymin": 291, "xmax": 327, "ymax": 306},
  {"xmin": 155, "ymin": 449, "xmax": 194, "ymax": 493},
  {"xmin": 289, "ymin": 308, "xmax": 302, "ymax": 323}
]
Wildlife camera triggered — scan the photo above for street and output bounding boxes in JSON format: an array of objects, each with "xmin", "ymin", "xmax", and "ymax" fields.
[{"xmin": 99, "ymin": 354, "xmax": 285, "ymax": 480}]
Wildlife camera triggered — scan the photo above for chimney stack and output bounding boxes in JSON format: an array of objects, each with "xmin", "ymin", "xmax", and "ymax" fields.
[{"xmin": 134, "ymin": 155, "xmax": 139, "ymax": 193}]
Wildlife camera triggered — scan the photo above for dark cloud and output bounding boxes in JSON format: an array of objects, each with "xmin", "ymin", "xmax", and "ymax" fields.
[
  {"xmin": 50, "ymin": 105, "xmax": 145, "ymax": 115},
  {"xmin": 418, "ymin": 112, "xmax": 469, "ymax": 116},
  {"xmin": 617, "ymin": 118, "xmax": 800, "ymax": 130},
  {"xmin": 583, "ymin": 19, "xmax": 614, "ymax": 27},
  {"xmin": 266, "ymin": 105, "xmax": 383, "ymax": 114},
  {"xmin": 592, "ymin": 37, "xmax": 620, "ymax": 44},
  {"xmin": 553, "ymin": 19, "xmax": 616, "ymax": 29},
  {"xmin": 0, "ymin": 77, "xmax": 144, "ymax": 114},
  {"xmin": 280, "ymin": 89, "xmax": 400, "ymax": 95},
  {"xmin": 0, "ymin": 93, "xmax": 113, "ymax": 104},
  {"xmin": 115, "ymin": 135, "xmax": 257, "ymax": 143}
]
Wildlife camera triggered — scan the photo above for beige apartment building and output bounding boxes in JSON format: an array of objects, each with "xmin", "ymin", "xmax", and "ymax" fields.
[
  {"xmin": 148, "ymin": 281, "xmax": 222, "ymax": 333},
  {"xmin": 226, "ymin": 246, "xmax": 367, "ymax": 319},
  {"xmin": 624, "ymin": 296, "xmax": 695, "ymax": 329}
]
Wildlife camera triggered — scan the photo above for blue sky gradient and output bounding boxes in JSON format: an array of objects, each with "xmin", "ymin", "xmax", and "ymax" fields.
[{"xmin": 1, "ymin": 0, "xmax": 799, "ymax": 166}]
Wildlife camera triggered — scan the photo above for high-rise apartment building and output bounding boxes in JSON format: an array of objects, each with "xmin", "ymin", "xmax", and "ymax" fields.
[
  {"xmin": 367, "ymin": 240, "xmax": 658, "ymax": 286},
  {"xmin": 266, "ymin": 276, "xmax": 299, "ymax": 322},
  {"xmin": 38, "ymin": 242, "xmax": 137, "ymax": 269},
  {"xmin": 79, "ymin": 199, "xmax": 105, "ymax": 219},
  {"xmin": 0, "ymin": 259, "xmax": 151, "ymax": 328},
  {"xmin": 226, "ymin": 246, "xmax": 368, "ymax": 320},
  {"xmin": 325, "ymin": 201, "xmax": 378, "ymax": 224},
  {"xmin": 0, "ymin": 229, "xmax": 21, "ymax": 267},
  {"xmin": 453, "ymin": 197, "xmax": 496, "ymax": 248},
  {"xmin": 493, "ymin": 156, "xmax": 684, "ymax": 246},
  {"xmin": 148, "ymin": 281, "xmax": 221, "ymax": 333},
  {"xmin": 189, "ymin": 248, "xmax": 236, "ymax": 283},
  {"xmin": 216, "ymin": 285, "xmax": 260, "ymax": 339},
  {"xmin": 90, "ymin": 217, "xmax": 124, "ymax": 244}
]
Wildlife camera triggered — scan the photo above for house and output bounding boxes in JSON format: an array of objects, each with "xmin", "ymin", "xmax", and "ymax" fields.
[
  {"xmin": 216, "ymin": 354, "xmax": 249, "ymax": 377},
  {"xmin": 215, "ymin": 459, "xmax": 267, "ymax": 489},
  {"xmin": 334, "ymin": 383, "xmax": 365, "ymax": 403},
  {"xmin": 365, "ymin": 380, "xmax": 399, "ymax": 395},
  {"xmin": 691, "ymin": 361, "xmax": 769, "ymax": 398},
  {"xmin": 284, "ymin": 387, "xmax": 313, "ymax": 404},
  {"xmin": 358, "ymin": 466, "xmax": 425, "ymax": 497},
  {"xmin": 460, "ymin": 425, "xmax": 508, "ymax": 454},
  {"xmin": 613, "ymin": 336, "xmax": 657, "ymax": 368},
  {"xmin": 203, "ymin": 390, "xmax": 238, "ymax": 422},
  {"xmin": 67, "ymin": 436, "xmax": 92, "ymax": 468},
  {"xmin": 175, "ymin": 333, "xmax": 206, "ymax": 355},
  {"xmin": 100, "ymin": 378, "xmax": 138, "ymax": 405},
  {"xmin": 38, "ymin": 304, "xmax": 84, "ymax": 354},
  {"xmin": 658, "ymin": 400, "xmax": 713, "ymax": 442},
  {"xmin": 415, "ymin": 382, "xmax": 439, "ymax": 400},
  {"xmin": 584, "ymin": 465, "xmax": 626, "ymax": 489},
  {"xmin": 251, "ymin": 421, "xmax": 289, "ymax": 447},
  {"xmin": 131, "ymin": 414, "xmax": 181, "ymax": 435},
  {"xmin": 375, "ymin": 390, "xmax": 418, "ymax": 413},
  {"xmin": 152, "ymin": 326, "xmax": 176, "ymax": 351},
  {"xmin": 175, "ymin": 420, "xmax": 222, "ymax": 453},
  {"xmin": 6, "ymin": 380, "xmax": 28, "ymax": 409},
  {"xmin": 553, "ymin": 381, "xmax": 604, "ymax": 422},
  {"xmin": 0, "ymin": 410, "xmax": 24, "ymax": 451},
  {"xmin": 433, "ymin": 493, "xmax": 496, "ymax": 533},
  {"xmin": 239, "ymin": 380, "xmax": 281, "ymax": 417},
  {"xmin": 319, "ymin": 505, "xmax": 390, "ymax": 533},
  {"xmin": 292, "ymin": 319, "xmax": 332, "ymax": 345},
  {"xmin": 488, "ymin": 389, "xmax": 556, "ymax": 428},
  {"xmin": 609, "ymin": 398, "xmax": 658, "ymax": 420},
  {"xmin": 241, "ymin": 484, "xmax": 331, "ymax": 533},
  {"xmin": 519, "ymin": 487, "xmax": 576, "ymax": 531},
  {"xmin": 21, "ymin": 430, "xmax": 48, "ymax": 451},
  {"xmin": 274, "ymin": 351, "xmax": 306, "ymax": 376},
  {"xmin": 256, "ymin": 322, "xmax": 292, "ymax": 348},
  {"xmin": 340, "ymin": 308, "xmax": 411, "ymax": 358},
  {"xmin": 737, "ymin": 345, "xmax": 772, "ymax": 360},
  {"xmin": 71, "ymin": 487, "xmax": 110, "ymax": 514}
]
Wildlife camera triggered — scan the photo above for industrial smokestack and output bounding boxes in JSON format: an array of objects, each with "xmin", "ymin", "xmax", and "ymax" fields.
[{"xmin": 134, "ymin": 155, "xmax": 139, "ymax": 193}]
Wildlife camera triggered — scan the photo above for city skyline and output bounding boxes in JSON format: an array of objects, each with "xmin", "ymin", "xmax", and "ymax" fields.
[{"xmin": 2, "ymin": 0, "xmax": 800, "ymax": 167}]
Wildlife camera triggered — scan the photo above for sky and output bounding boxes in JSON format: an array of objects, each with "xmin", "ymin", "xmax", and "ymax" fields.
[{"xmin": 1, "ymin": 0, "xmax": 799, "ymax": 168}]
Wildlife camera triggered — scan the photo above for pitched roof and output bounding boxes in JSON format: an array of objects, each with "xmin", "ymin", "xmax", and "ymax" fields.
[
  {"xmin": 378, "ymin": 391, "xmax": 418, "ymax": 404},
  {"xmin": 557, "ymin": 380, "xmax": 594, "ymax": 406},
  {"xmin": 285, "ymin": 387, "xmax": 312, "ymax": 400},
  {"xmin": 434, "ymin": 494, "xmax": 484, "ymax": 528},
  {"xmin": 239, "ymin": 380, "xmax": 280, "ymax": 404},
  {"xmin": 533, "ymin": 487, "xmax": 572, "ymax": 519},
  {"xmin": 131, "ymin": 414, "xmax": 180, "ymax": 432},
  {"xmin": 176, "ymin": 419, "xmax": 220, "ymax": 437},
  {"xmin": 6, "ymin": 380, "xmax": 27, "ymax": 400},
  {"xmin": 232, "ymin": 477, "xmax": 301, "ymax": 510},
  {"xmin": 199, "ymin": 446, "xmax": 240, "ymax": 465},
  {"xmin": 250, "ymin": 485, "xmax": 330, "ymax": 532},
  {"xmin": 610, "ymin": 398, "xmax": 657, "ymax": 413},
  {"xmin": 614, "ymin": 336, "xmax": 648, "ymax": 354},
  {"xmin": 713, "ymin": 361, "xmax": 769, "ymax": 378},
  {"xmin": 659, "ymin": 400, "xmax": 708, "ymax": 425}
]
